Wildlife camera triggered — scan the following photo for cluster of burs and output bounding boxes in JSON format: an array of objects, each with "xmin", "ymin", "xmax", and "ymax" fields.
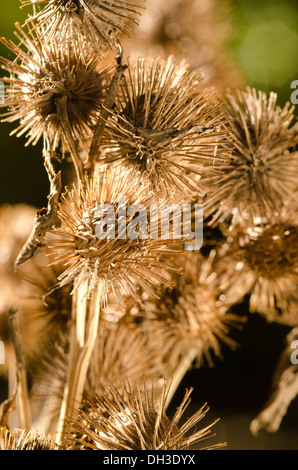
[{"xmin": 0, "ymin": 0, "xmax": 297, "ymax": 451}]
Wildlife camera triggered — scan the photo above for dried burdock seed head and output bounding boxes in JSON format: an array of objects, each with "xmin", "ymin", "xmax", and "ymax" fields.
[
  {"xmin": 28, "ymin": 335, "xmax": 69, "ymax": 433},
  {"xmin": 0, "ymin": 426, "xmax": 58, "ymax": 450},
  {"xmin": 0, "ymin": 204, "xmax": 36, "ymax": 275},
  {"xmin": 141, "ymin": 252, "xmax": 243, "ymax": 371},
  {"xmin": 123, "ymin": 0, "xmax": 244, "ymax": 93},
  {"xmin": 85, "ymin": 321, "xmax": 165, "ymax": 402},
  {"xmin": 0, "ymin": 21, "xmax": 112, "ymax": 152},
  {"xmin": 19, "ymin": 249, "xmax": 72, "ymax": 346},
  {"xmin": 202, "ymin": 88, "xmax": 298, "ymax": 227},
  {"xmin": 21, "ymin": 0, "xmax": 145, "ymax": 51},
  {"xmin": 50, "ymin": 169, "xmax": 182, "ymax": 305},
  {"xmin": 68, "ymin": 380, "xmax": 225, "ymax": 450},
  {"xmin": 100, "ymin": 56, "xmax": 231, "ymax": 197},
  {"xmin": 219, "ymin": 211, "xmax": 298, "ymax": 324},
  {"xmin": 0, "ymin": 204, "xmax": 36, "ymax": 376}
]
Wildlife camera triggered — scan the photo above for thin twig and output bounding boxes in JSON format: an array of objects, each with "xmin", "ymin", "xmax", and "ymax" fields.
[
  {"xmin": 0, "ymin": 391, "xmax": 17, "ymax": 429},
  {"xmin": 15, "ymin": 141, "xmax": 62, "ymax": 267},
  {"xmin": 55, "ymin": 95, "xmax": 84, "ymax": 184},
  {"xmin": 85, "ymin": 44, "xmax": 127, "ymax": 175},
  {"xmin": 8, "ymin": 308, "xmax": 31, "ymax": 430},
  {"xmin": 165, "ymin": 349, "xmax": 197, "ymax": 409},
  {"xmin": 55, "ymin": 281, "xmax": 102, "ymax": 445}
]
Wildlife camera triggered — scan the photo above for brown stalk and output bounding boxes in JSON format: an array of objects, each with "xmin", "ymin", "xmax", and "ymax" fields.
[
  {"xmin": 55, "ymin": 281, "xmax": 102, "ymax": 445},
  {"xmin": 15, "ymin": 138, "xmax": 62, "ymax": 267},
  {"xmin": 85, "ymin": 45, "xmax": 127, "ymax": 175},
  {"xmin": 8, "ymin": 308, "xmax": 31, "ymax": 430}
]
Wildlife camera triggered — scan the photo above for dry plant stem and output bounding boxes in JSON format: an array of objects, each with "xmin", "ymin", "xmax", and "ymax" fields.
[
  {"xmin": 165, "ymin": 348, "xmax": 198, "ymax": 409},
  {"xmin": 55, "ymin": 290, "xmax": 80, "ymax": 443},
  {"xmin": 8, "ymin": 308, "xmax": 31, "ymax": 430},
  {"xmin": 86, "ymin": 48, "xmax": 127, "ymax": 174},
  {"xmin": 56, "ymin": 281, "xmax": 102, "ymax": 444},
  {"xmin": 15, "ymin": 141, "xmax": 62, "ymax": 267},
  {"xmin": 55, "ymin": 95, "xmax": 84, "ymax": 184}
]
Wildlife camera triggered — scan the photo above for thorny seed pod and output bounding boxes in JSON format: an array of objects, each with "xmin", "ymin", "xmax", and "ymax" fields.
[
  {"xmin": 99, "ymin": 56, "xmax": 231, "ymax": 197},
  {"xmin": 50, "ymin": 169, "xmax": 184, "ymax": 305},
  {"xmin": 140, "ymin": 252, "xmax": 243, "ymax": 372},
  {"xmin": 21, "ymin": 0, "xmax": 145, "ymax": 51},
  {"xmin": 0, "ymin": 21, "xmax": 112, "ymax": 153},
  {"xmin": 218, "ymin": 210, "xmax": 298, "ymax": 324},
  {"xmin": 0, "ymin": 204, "xmax": 37, "ymax": 377},
  {"xmin": 67, "ymin": 380, "xmax": 226, "ymax": 450},
  {"xmin": 19, "ymin": 250, "xmax": 72, "ymax": 348},
  {"xmin": 0, "ymin": 427, "xmax": 58, "ymax": 450},
  {"xmin": 85, "ymin": 321, "xmax": 166, "ymax": 401},
  {"xmin": 123, "ymin": 0, "xmax": 244, "ymax": 93},
  {"xmin": 29, "ymin": 321, "xmax": 165, "ymax": 432},
  {"xmin": 202, "ymin": 88, "xmax": 298, "ymax": 227}
]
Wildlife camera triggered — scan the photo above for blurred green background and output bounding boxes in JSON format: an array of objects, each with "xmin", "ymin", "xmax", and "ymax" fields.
[{"xmin": 0, "ymin": 0, "xmax": 297, "ymax": 450}]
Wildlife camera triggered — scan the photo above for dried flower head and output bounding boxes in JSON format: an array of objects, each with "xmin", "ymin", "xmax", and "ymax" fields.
[
  {"xmin": 50, "ymin": 169, "xmax": 182, "ymax": 305},
  {"xmin": 0, "ymin": 204, "xmax": 36, "ymax": 376},
  {"xmin": 28, "ymin": 335, "xmax": 69, "ymax": 433},
  {"xmin": 21, "ymin": 0, "xmax": 144, "ymax": 50},
  {"xmin": 0, "ymin": 21, "xmax": 111, "ymax": 152},
  {"xmin": 68, "ymin": 380, "xmax": 225, "ymax": 450},
  {"xmin": 219, "ymin": 211, "xmax": 298, "ymax": 324},
  {"xmin": 0, "ymin": 427, "xmax": 58, "ymax": 450},
  {"xmin": 202, "ymin": 88, "xmax": 298, "ymax": 226},
  {"xmin": 30, "ymin": 319, "xmax": 164, "ymax": 431},
  {"xmin": 19, "ymin": 250, "xmax": 72, "ymax": 345},
  {"xmin": 141, "ymin": 252, "xmax": 242, "ymax": 371},
  {"xmin": 100, "ymin": 56, "xmax": 230, "ymax": 196},
  {"xmin": 123, "ymin": 0, "xmax": 243, "ymax": 93},
  {"xmin": 85, "ymin": 321, "xmax": 165, "ymax": 401}
]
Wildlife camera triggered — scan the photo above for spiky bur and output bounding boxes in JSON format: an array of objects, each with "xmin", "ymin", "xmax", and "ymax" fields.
[
  {"xmin": 85, "ymin": 321, "xmax": 165, "ymax": 400},
  {"xmin": 29, "ymin": 321, "xmax": 164, "ymax": 433},
  {"xmin": 139, "ymin": 252, "xmax": 243, "ymax": 373},
  {"xmin": 27, "ymin": 335, "xmax": 69, "ymax": 435},
  {"xmin": 21, "ymin": 0, "xmax": 144, "ymax": 51},
  {"xmin": 99, "ymin": 56, "xmax": 231, "ymax": 197},
  {"xmin": 0, "ymin": 204, "xmax": 36, "ymax": 377},
  {"xmin": 49, "ymin": 169, "xmax": 184, "ymax": 306},
  {"xmin": 20, "ymin": 250, "xmax": 72, "ymax": 340},
  {"xmin": 202, "ymin": 88, "xmax": 298, "ymax": 227},
  {"xmin": 123, "ymin": 0, "xmax": 243, "ymax": 93},
  {"xmin": 0, "ymin": 426, "xmax": 58, "ymax": 450},
  {"xmin": 218, "ymin": 211, "xmax": 298, "ymax": 325},
  {"xmin": 0, "ymin": 21, "xmax": 112, "ymax": 154},
  {"xmin": 66, "ymin": 380, "xmax": 226, "ymax": 450},
  {"xmin": 15, "ymin": 250, "xmax": 72, "ymax": 374}
]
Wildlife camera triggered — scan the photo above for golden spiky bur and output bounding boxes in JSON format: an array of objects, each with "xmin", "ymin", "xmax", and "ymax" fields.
[
  {"xmin": 50, "ymin": 169, "xmax": 183, "ymax": 304},
  {"xmin": 0, "ymin": 204, "xmax": 36, "ymax": 376},
  {"xmin": 85, "ymin": 321, "xmax": 166, "ymax": 400},
  {"xmin": 139, "ymin": 253, "xmax": 242, "ymax": 371},
  {"xmin": 0, "ymin": 22, "xmax": 112, "ymax": 150},
  {"xmin": 100, "ymin": 57, "xmax": 231, "ymax": 196},
  {"xmin": 0, "ymin": 427, "xmax": 58, "ymax": 450},
  {"xmin": 123, "ymin": 0, "xmax": 243, "ymax": 93},
  {"xmin": 203, "ymin": 88, "xmax": 298, "ymax": 226},
  {"xmin": 21, "ymin": 0, "xmax": 144, "ymax": 50},
  {"xmin": 27, "ymin": 318, "xmax": 164, "ymax": 434},
  {"xmin": 67, "ymin": 380, "xmax": 225, "ymax": 450},
  {"xmin": 218, "ymin": 214, "xmax": 298, "ymax": 324}
]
